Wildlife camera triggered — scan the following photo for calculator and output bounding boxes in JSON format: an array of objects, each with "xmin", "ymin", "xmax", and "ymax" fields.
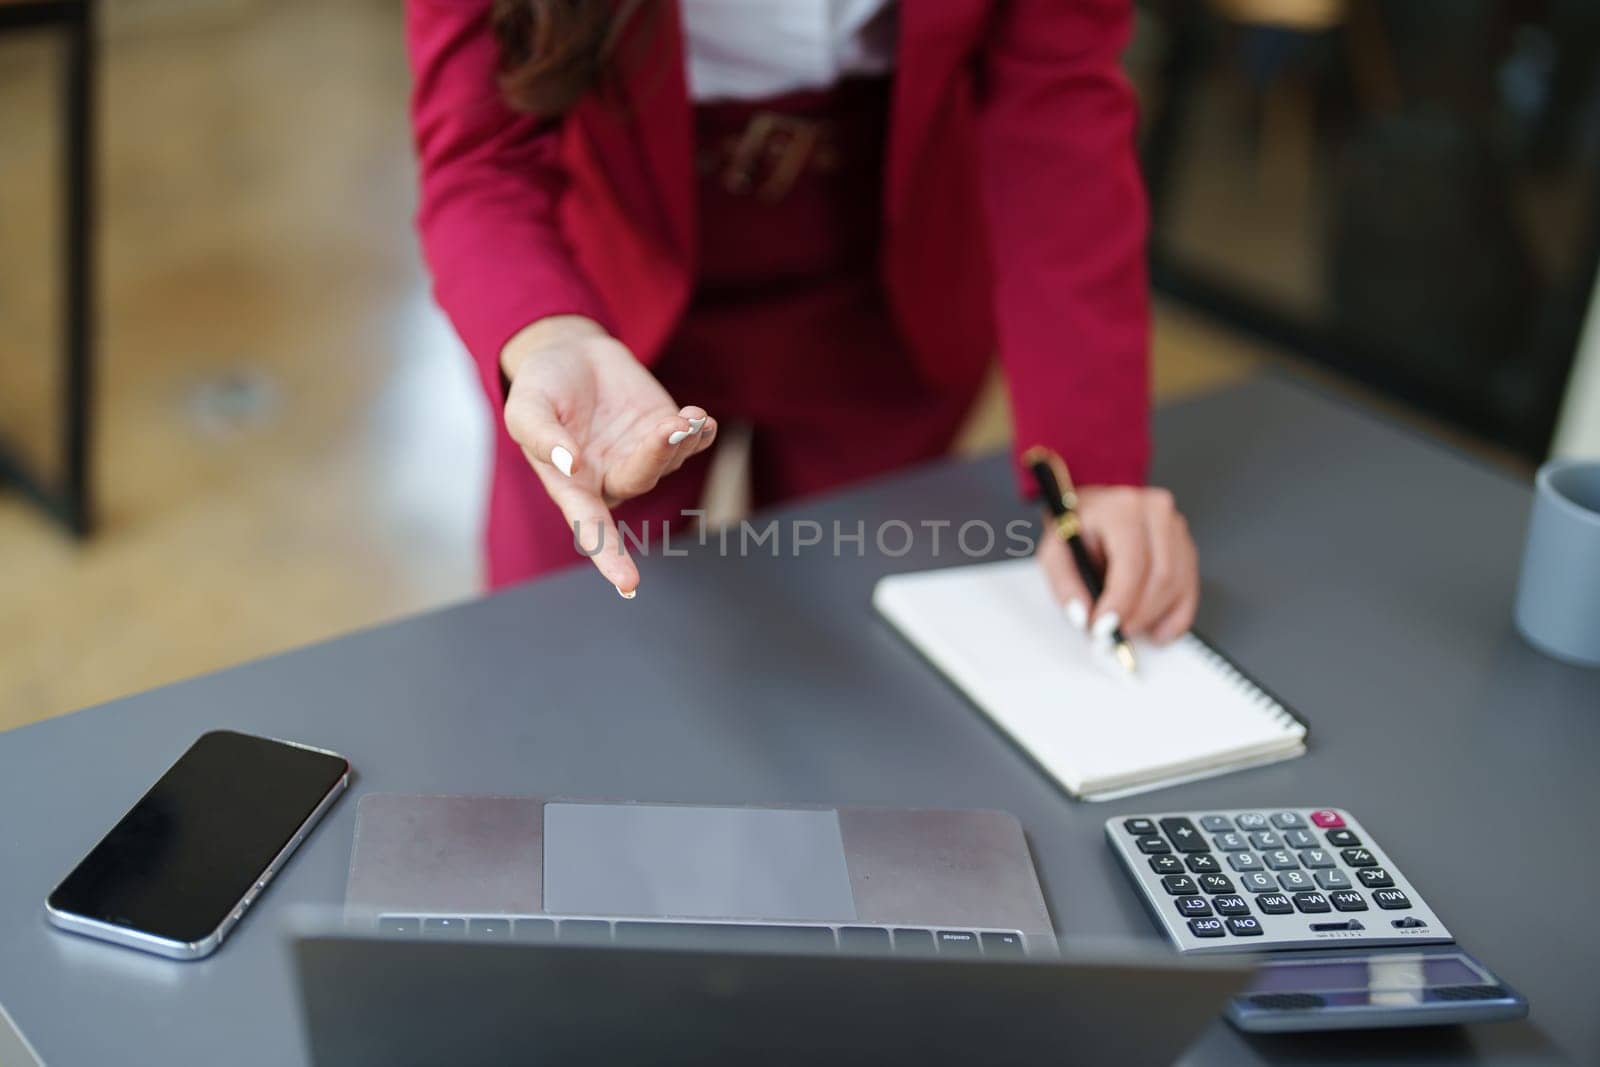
[{"xmin": 1105, "ymin": 808, "xmax": 1452, "ymax": 954}]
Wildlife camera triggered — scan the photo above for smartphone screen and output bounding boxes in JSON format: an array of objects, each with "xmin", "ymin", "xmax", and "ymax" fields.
[{"xmin": 48, "ymin": 730, "xmax": 349, "ymax": 951}]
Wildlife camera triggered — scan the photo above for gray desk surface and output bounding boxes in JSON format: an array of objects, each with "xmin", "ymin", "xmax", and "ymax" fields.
[{"xmin": 1, "ymin": 376, "xmax": 1594, "ymax": 1066}]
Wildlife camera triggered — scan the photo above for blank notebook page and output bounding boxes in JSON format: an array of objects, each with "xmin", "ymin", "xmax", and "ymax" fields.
[{"xmin": 873, "ymin": 558, "xmax": 1305, "ymax": 800}]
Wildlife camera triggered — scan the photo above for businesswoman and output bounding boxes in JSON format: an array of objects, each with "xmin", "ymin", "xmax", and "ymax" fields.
[{"xmin": 406, "ymin": 0, "xmax": 1200, "ymax": 642}]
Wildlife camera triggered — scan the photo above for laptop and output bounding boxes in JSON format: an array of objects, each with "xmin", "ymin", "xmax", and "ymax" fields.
[
  {"xmin": 291, "ymin": 931, "xmax": 1249, "ymax": 1066},
  {"xmin": 344, "ymin": 795, "xmax": 1061, "ymax": 953}
]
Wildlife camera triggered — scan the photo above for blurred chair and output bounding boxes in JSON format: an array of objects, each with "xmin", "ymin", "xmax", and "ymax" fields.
[{"xmin": 0, "ymin": 0, "xmax": 96, "ymax": 536}]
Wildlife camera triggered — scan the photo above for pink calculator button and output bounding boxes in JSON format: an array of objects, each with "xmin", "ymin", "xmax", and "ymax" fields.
[{"xmin": 1310, "ymin": 809, "xmax": 1345, "ymax": 828}]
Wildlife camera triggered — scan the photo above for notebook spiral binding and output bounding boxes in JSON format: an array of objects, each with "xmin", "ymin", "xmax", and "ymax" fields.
[{"xmin": 1180, "ymin": 634, "xmax": 1303, "ymax": 733}]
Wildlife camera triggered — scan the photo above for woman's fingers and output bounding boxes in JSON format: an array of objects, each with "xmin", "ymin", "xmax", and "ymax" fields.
[
  {"xmin": 1126, "ymin": 495, "xmax": 1198, "ymax": 641},
  {"xmin": 605, "ymin": 406, "xmax": 714, "ymax": 503},
  {"xmin": 601, "ymin": 413, "xmax": 682, "ymax": 501},
  {"xmin": 661, "ymin": 420, "xmax": 718, "ymax": 480},
  {"xmin": 497, "ymin": 324, "xmax": 717, "ymax": 600},
  {"xmin": 1152, "ymin": 525, "xmax": 1200, "ymax": 642},
  {"xmin": 1126, "ymin": 491, "xmax": 1183, "ymax": 634},
  {"xmin": 1069, "ymin": 486, "xmax": 1202, "ymax": 645},
  {"xmin": 1036, "ymin": 528, "xmax": 1094, "ymax": 634},
  {"xmin": 1089, "ymin": 505, "xmax": 1149, "ymax": 640},
  {"xmin": 504, "ymin": 387, "xmax": 583, "ymax": 478},
  {"xmin": 534, "ymin": 465, "xmax": 641, "ymax": 597},
  {"xmin": 665, "ymin": 404, "xmax": 709, "ymax": 446},
  {"xmin": 662, "ymin": 411, "xmax": 718, "ymax": 476},
  {"xmin": 677, "ymin": 414, "xmax": 718, "ymax": 462}
]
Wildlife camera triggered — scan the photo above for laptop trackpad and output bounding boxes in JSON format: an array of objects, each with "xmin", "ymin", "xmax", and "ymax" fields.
[{"xmin": 542, "ymin": 803, "xmax": 857, "ymax": 922}]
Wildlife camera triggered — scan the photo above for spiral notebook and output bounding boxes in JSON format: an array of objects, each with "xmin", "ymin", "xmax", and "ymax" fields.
[{"xmin": 873, "ymin": 559, "xmax": 1306, "ymax": 801}]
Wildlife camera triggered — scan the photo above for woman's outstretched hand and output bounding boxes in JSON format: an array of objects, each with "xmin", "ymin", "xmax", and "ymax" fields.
[
  {"xmin": 499, "ymin": 315, "xmax": 717, "ymax": 597},
  {"xmin": 1036, "ymin": 485, "xmax": 1199, "ymax": 645}
]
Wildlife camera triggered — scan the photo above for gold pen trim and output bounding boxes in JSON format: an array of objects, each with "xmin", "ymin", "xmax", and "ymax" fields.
[{"xmin": 1023, "ymin": 446, "xmax": 1079, "ymax": 512}]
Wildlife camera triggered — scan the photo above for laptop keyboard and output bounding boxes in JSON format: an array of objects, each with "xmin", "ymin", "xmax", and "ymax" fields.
[{"xmin": 375, "ymin": 916, "xmax": 1030, "ymax": 957}]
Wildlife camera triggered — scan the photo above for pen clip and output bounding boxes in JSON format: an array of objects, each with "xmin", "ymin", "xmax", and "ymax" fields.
[{"xmin": 1021, "ymin": 445, "xmax": 1079, "ymax": 512}]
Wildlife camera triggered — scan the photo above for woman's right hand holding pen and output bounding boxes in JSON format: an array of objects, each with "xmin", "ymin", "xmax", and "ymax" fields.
[
  {"xmin": 1037, "ymin": 485, "xmax": 1200, "ymax": 645},
  {"xmin": 499, "ymin": 315, "xmax": 718, "ymax": 599}
]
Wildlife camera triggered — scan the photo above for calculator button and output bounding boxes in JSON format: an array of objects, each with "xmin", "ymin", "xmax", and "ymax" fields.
[
  {"xmin": 1160, "ymin": 874, "xmax": 1198, "ymax": 895},
  {"xmin": 1199, "ymin": 815, "xmax": 1233, "ymax": 832},
  {"xmin": 1292, "ymin": 892, "xmax": 1331, "ymax": 913},
  {"xmin": 1124, "ymin": 818, "xmax": 1157, "ymax": 836},
  {"xmin": 1262, "ymin": 849, "xmax": 1299, "ymax": 870},
  {"xmin": 1330, "ymin": 890, "xmax": 1368, "ymax": 911},
  {"xmin": 1299, "ymin": 848, "xmax": 1335, "ymax": 869},
  {"xmin": 1341, "ymin": 848, "xmax": 1378, "ymax": 867},
  {"xmin": 1212, "ymin": 895, "xmax": 1250, "ymax": 916},
  {"xmin": 1189, "ymin": 917, "xmax": 1226, "ymax": 938},
  {"xmin": 1227, "ymin": 916, "xmax": 1263, "ymax": 936},
  {"xmin": 1159, "ymin": 817, "xmax": 1209, "ymax": 852},
  {"xmin": 1149, "ymin": 855, "xmax": 1183, "ymax": 875},
  {"xmin": 1271, "ymin": 811, "xmax": 1306, "ymax": 830},
  {"xmin": 1136, "ymin": 836, "xmax": 1171, "ymax": 854},
  {"xmin": 1355, "ymin": 867, "xmax": 1395, "ymax": 889},
  {"xmin": 1198, "ymin": 874, "xmax": 1235, "ymax": 895},
  {"xmin": 1276, "ymin": 870, "xmax": 1314, "ymax": 892},
  {"xmin": 1254, "ymin": 893, "xmax": 1294, "ymax": 914},
  {"xmin": 1373, "ymin": 889, "xmax": 1412, "ymax": 910},
  {"xmin": 1174, "ymin": 896, "xmax": 1212, "ymax": 917},
  {"xmin": 1283, "ymin": 829, "xmax": 1317, "ymax": 850},
  {"xmin": 1227, "ymin": 852, "xmax": 1263, "ymax": 872},
  {"xmin": 1248, "ymin": 831, "xmax": 1283, "ymax": 850},
  {"xmin": 422, "ymin": 917, "xmax": 467, "ymax": 937},
  {"xmin": 1239, "ymin": 871, "xmax": 1276, "ymax": 893},
  {"xmin": 1234, "ymin": 813, "xmax": 1268, "ymax": 831},
  {"xmin": 1324, "ymin": 829, "xmax": 1361, "ymax": 848},
  {"xmin": 1213, "ymin": 832, "xmax": 1248, "ymax": 852},
  {"xmin": 1310, "ymin": 809, "xmax": 1345, "ymax": 828},
  {"xmin": 1184, "ymin": 854, "xmax": 1221, "ymax": 874},
  {"xmin": 1314, "ymin": 868, "xmax": 1353, "ymax": 891}
]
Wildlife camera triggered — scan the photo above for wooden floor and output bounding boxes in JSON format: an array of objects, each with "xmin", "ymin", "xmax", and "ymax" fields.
[{"xmin": 0, "ymin": 0, "xmax": 1279, "ymax": 732}]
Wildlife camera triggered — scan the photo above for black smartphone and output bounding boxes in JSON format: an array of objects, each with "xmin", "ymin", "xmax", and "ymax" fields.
[{"xmin": 46, "ymin": 730, "xmax": 350, "ymax": 960}]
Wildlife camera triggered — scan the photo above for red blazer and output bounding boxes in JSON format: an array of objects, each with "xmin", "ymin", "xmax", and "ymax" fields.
[{"xmin": 406, "ymin": 0, "xmax": 1150, "ymax": 492}]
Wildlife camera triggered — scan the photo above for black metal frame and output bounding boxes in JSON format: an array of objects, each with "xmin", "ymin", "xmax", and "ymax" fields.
[
  {"xmin": 0, "ymin": 0, "xmax": 96, "ymax": 536},
  {"xmin": 1138, "ymin": 1, "xmax": 1600, "ymax": 461}
]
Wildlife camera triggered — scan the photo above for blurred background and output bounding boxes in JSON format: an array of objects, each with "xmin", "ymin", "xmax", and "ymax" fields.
[{"xmin": 2, "ymin": 0, "xmax": 1598, "ymax": 731}]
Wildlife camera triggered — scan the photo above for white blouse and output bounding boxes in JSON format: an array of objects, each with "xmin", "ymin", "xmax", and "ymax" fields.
[{"xmin": 680, "ymin": 0, "xmax": 897, "ymax": 102}]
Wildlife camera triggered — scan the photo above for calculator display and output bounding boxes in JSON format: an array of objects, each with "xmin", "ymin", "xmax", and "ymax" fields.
[{"xmin": 1249, "ymin": 952, "xmax": 1489, "ymax": 1003}]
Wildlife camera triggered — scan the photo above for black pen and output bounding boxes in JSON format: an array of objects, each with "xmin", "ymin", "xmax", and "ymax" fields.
[{"xmin": 1023, "ymin": 446, "xmax": 1138, "ymax": 675}]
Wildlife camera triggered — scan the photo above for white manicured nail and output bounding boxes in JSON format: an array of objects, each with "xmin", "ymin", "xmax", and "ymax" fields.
[
  {"xmin": 1065, "ymin": 598, "xmax": 1089, "ymax": 631},
  {"xmin": 688, "ymin": 416, "xmax": 706, "ymax": 433},
  {"xmin": 616, "ymin": 586, "xmax": 636, "ymax": 600},
  {"xmin": 1092, "ymin": 611, "xmax": 1121, "ymax": 642},
  {"xmin": 550, "ymin": 445, "xmax": 574, "ymax": 477},
  {"xmin": 668, "ymin": 429, "xmax": 691, "ymax": 445}
]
